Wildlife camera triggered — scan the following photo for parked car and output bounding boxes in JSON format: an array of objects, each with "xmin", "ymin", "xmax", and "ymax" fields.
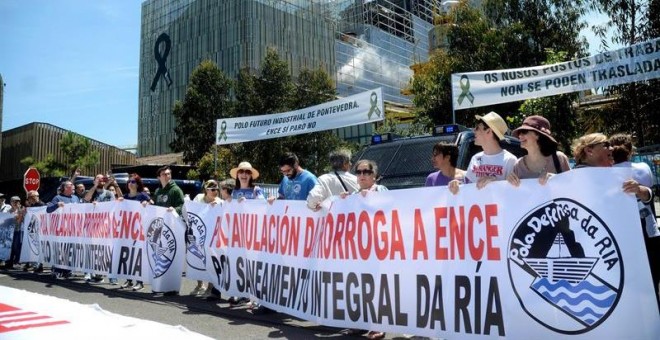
[{"xmin": 352, "ymin": 124, "xmax": 525, "ymax": 190}]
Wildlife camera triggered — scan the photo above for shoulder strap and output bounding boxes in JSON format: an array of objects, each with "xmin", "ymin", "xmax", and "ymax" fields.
[
  {"xmin": 334, "ymin": 171, "xmax": 349, "ymax": 192},
  {"xmin": 552, "ymin": 152, "xmax": 562, "ymax": 174}
]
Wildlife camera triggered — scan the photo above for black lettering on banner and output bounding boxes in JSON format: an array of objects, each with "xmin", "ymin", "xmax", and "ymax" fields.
[
  {"xmin": 212, "ymin": 254, "xmax": 231, "ymax": 290},
  {"xmin": 117, "ymin": 246, "xmax": 142, "ymax": 276},
  {"xmin": 236, "ymin": 256, "xmax": 245, "ymax": 292},
  {"xmin": 416, "ymin": 275, "xmax": 446, "ymax": 330},
  {"xmin": 454, "ymin": 275, "xmax": 505, "ymax": 336}
]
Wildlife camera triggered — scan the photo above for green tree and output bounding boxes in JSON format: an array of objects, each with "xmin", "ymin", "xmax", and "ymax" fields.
[
  {"xmin": 412, "ymin": 0, "xmax": 588, "ymax": 128},
  {"xmin": 170, "ymin": 60, "xmax": 232, "ymax": 165},
  {"xmin": 230, "ymin": 50, "xmax": 348, "ymax": 182},
  {"xmin": 518, "ymin": 50, "xmax": 580, "ymax": 152},
  {"xmin": 588, "ymin": 0, "xmax": 659, "ymax": 146},
  {"xmin": 20, "ymin": 154, "xmax": 66, "ymax": 177}
]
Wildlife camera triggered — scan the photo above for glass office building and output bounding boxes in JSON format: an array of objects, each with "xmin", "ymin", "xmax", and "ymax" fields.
[{"xmin": 139, "ymin": 0, "xmax": 437, "ymax": 156}]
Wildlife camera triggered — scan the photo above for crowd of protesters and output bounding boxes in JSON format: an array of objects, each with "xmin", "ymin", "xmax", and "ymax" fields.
[{"xmin": 0, "ymin": 112, "xmax": 658, "ymax": 337}]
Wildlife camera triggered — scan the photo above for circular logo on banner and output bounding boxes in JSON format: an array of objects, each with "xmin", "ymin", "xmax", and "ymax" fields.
[
  {"xmin": 507, "ymin": 199, "xmax": 623, "ymax": 334},
  {"xmin": 185, "ymin": 212, "xmax": 207, "ymax": 271},
  {"xmin": 26, "ymin": 214, "xmax": 41, "ymax": 256},
  {"xmin": 146, "ymin": 217, "xmax": 177, "ymax": 278}
]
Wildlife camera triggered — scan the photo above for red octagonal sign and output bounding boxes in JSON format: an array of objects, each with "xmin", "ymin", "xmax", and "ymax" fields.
[{"xmin": 24, "ymin": 167, "xmax": 41, "ymax": 193}]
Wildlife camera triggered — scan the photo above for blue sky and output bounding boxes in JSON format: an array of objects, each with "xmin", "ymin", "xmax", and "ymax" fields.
[
  {"xmin": 0, "ymin": 0, "xmax": 140, "ymax": 148},
  {"xmin": 0, "ymin": 1, "xmax": 611, "ymax": 150}
]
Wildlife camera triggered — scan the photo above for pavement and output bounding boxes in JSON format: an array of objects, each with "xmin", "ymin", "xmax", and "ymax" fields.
[{"xmin": 0, "ymin": 267, "xmax": 407, "ymax": 339}]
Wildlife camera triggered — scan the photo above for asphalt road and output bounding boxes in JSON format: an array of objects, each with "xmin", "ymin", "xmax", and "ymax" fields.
[{"xmin": 0, "ymin": 268, "xmax": 379, "ymax": 339}]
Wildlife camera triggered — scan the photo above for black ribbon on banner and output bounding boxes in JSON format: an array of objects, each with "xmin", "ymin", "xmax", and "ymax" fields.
[
  {"xmin": 457, "ymin": 75, "xmax": 474, "ymax": 105},
  {"xmin": 217, "ymin": 121, "xmax": 227, "ymax": 142},
  {"xmin": 150, "ymin": 33, "xmax": 173, "ymax": 92}
]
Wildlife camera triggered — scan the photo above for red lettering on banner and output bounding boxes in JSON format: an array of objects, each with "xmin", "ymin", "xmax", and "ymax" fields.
[
  {"xmin": 485, "ymin": 204, "xmax": 501, "ymax": 260},
  {"xmin": 304, "ymin": 209, "xmax": 407, "ymax": 260},
  {"xmin": 413, "ymin": 209, "xmax": 428, "ymax": 260},
  {"xmin": 435, "ymin": 204, "xmax": 502, "ymax": 261},
  {"xmin": 112, "ymin": 210, "xmax": 144, "ymax": 241},
  {"xmin": 344, "ymin": 212, "xmax": 357, "ymax": 259},
  {"xmin": 390, "ymin": 210, "xmax": 405, "ymax": 260},
  {"xmin": 211, "ymin": 215, "xmax": 229, "ymax": 248}
]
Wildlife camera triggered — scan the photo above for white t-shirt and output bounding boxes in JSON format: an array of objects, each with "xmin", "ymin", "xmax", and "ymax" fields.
[
  {"xmin": 465, "ymin": 150, "xmax": 517, "ymax": 183},
  {"xmin": 306, "ymin": 171, "xmax": 359, "ymax": 209},
  {"xmin": 613, "ymin": 161, "xmax": 654, "ymax": 187}
]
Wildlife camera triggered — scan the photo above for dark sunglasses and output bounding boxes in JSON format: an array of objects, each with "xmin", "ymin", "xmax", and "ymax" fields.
[
  {"xmin": 206, "ymin": 188, "xmax": 218, "ymax": 192},
  {"xmin": 590, "ymin": 141, "xmax": 611, "ymax": 148},
  {"xmin": 237, "ymin": 169, "xmax": 252, "ymax": 175},
  {"xmin": 355, "ymin": 169, "xmax": 374, "ymax": 176},
  {"xmin": 128, "ymin": 180, "xmax": 137, "ymax": 184}
]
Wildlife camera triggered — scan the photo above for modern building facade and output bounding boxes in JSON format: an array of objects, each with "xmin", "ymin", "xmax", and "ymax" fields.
[
  {"xmin": 139, "ymin": 0, "xmax": 439, "ymax": 156},
  {"xmin": 0, "ymin": 122, "xmax": 137, "ymax": 180}
]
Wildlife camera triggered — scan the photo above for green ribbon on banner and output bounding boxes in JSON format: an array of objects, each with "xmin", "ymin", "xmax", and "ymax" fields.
[
  {"xmin": 367, "ymin": 92, "xmax": 381, "ymax": 119},
  {"xmin": 457, "ymin": 75, "xmax": 475, "ymax": 105},
  {"xmin": 217, "ymin": 121, "xmax": 227, "ymax": 142}
]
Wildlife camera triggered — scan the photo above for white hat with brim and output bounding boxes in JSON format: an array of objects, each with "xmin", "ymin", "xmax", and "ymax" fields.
[
  {"xmin": 475, "ymin": 111, "xmax": 509, "ymax": 141},
  {"xmin": 230, "ymin": 162, "xmax": 260, "ymax": 180}
]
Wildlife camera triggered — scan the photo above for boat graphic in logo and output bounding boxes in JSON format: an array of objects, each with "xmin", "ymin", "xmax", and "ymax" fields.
[
  {"xmin": 26, "ymin": 214, "xmax": 41, "ymax": 256},
  {"xmin": 185, "ymin": 212, "xmax": 206, "ymax": 271},
  {"xmin": 508, "ymin": 199, "xmax": 623, "ymax": 334},
  {"xmin": 146, "ymin": 217, "xmax": 177, "ymax": 278}
]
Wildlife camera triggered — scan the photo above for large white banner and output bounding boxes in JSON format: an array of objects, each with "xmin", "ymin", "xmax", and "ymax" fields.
[
  {"xmin": 185, "ymin": 168, "xmax": 659, "ymax": 339},
  {"xmin": 19, "ymin": 201, "xmax": 186, "ymax": 292},
  {"xmin": 215, "ymin": 88, "xmax": 384, "ymax": 145},
  {"xmin": 17, "ymin": 169, "xmax": 660, "ymax": 338},
  {"xmin": 452, "ymin": 37, "xmax": 660, "ymax": 109}
]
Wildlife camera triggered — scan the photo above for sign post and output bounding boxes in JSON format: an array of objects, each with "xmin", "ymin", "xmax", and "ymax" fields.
[{"xmin": 23, "ymin": 167, "xmax": 40, "ymax": 194}]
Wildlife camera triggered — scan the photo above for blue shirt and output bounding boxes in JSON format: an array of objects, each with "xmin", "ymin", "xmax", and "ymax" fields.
[
  {"xmin": 123, "ymin": 192, "xmax": 151, "ymax": 203},
  {"xmin": 278, "ymin": 169, "xmax": 318, "ymax": 200},
  {"xmin": 47, "ymin": 194, "xmax": 82, "ymax": 213},
  {"xmin": 232, "ymin": 187, "xmax": 265, "ymax": 200}
]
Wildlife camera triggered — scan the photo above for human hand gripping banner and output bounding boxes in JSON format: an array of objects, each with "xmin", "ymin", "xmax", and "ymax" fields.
[{"xmin": 184, "ymin": 168, "xmax": 659, "ymax": 339}]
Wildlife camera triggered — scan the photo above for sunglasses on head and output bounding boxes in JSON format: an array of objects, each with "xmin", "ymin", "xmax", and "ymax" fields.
[{"xmin": 355, "ymin": 169, "xmax": 374, "ymax": 175}]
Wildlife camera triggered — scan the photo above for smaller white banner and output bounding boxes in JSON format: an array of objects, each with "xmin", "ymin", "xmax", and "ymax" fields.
[
  {"xmin": 216, "ymin": 88, "xmax": 384, "ymax": 144},
  {"xmin": 0, "ymin": 214, "xmax": 16, "ymax": 261},
  {"xmin": 452, "ymin": 37, "xmax": 660, "ymax": 109}
]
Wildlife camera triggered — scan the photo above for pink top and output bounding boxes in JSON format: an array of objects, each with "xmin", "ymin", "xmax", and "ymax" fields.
[{"xmin": 513, "ymin": 151, "xmax": 571, "ymax": 179}]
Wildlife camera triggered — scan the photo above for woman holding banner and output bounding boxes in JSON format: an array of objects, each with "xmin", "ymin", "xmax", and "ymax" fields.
[
  {"xmin": 118, "ymin": 174, "xmax": 151, "ymax": 291},
  {"xmin": 340, "ymin": 159, "xmax": 387, "ymax": 340},
  {"xmin": 189, "ymin": 180, "xmax": 222, "ymax": 299},
  {"xmin": 572, "ymin": 133, "xmax": 659, "ymax": 307},
  {"xmin": 229, "ymin": 162, "xmax": 264, "ymax": 308},
  {"xmin": 608, "ymin": 133, "xmax": 660, "ymax": 307},
  {"xmin": 506, "ymin": 115, "xmax": 570, "ymax": 186}
]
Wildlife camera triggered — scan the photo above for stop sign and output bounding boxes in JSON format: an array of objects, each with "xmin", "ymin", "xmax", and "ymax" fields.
[{"xmin": 24, "ymin": 167, "xmax": 41, "ymax": 193}]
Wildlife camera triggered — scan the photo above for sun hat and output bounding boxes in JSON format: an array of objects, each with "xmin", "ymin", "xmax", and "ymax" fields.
[
  {"xmin": 475, "ymin": 111, "xmax": 509, "ymax": 141},
  {"xmin": 512, "ymin": 115, "xmax": 557, "ymax": 144},
  {"xmin": 229, "ymin": 161, "xmax": 260, "ymax": 180}
]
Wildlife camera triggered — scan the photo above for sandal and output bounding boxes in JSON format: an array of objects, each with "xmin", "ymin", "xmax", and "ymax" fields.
[{"xmin": 366, "ymin": 331, "xmax": 386, "ymax": 339}]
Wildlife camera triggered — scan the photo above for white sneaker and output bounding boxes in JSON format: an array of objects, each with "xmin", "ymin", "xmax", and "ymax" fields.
[{"xmin": 190, "ymin": 285, "xmax": 205, "ymax": 296}]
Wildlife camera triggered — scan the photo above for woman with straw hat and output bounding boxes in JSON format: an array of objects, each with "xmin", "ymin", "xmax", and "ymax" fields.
[{"xmin": 230, "ymin": 162, "xmax": 265, "ymax": 201}]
